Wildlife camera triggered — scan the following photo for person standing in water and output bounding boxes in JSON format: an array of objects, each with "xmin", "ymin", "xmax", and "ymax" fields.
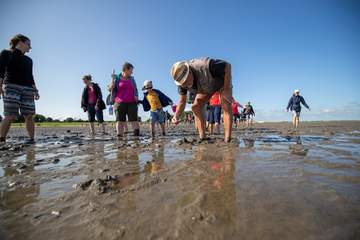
[
  {"xmin": 286, "ymin": 89, "xmax": 310, "ymax": 128},
  {"xmin": 0, "ymin": 34, "xmax": 40, "ymax": 144},
  {"xmin": 171, "ymin": 57, "xmax": 233, "ymax": 142},
  {"xmin": 141, "ymin": 80, "xmax": 173, "ymax": 138},
  {"xmin": 81, "ymin": 74, "xmax": 106, "ymax": 135},
  {"xmin": 207, "ymin": 91, "xmax": 222, "ymax": 135},
  {"xmin": 108, "ymin": 62, "xmax": 140, "ymax": 138},
  {"xmin": 243, "ymin": 101, "xmax": 255, "ymax": 127}
]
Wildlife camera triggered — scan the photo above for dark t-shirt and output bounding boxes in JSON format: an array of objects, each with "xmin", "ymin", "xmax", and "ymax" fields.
[
  {"xmin": 0, "ymin": 49, "xmax": 35, "ymax": 86},
  {"xmin": 178, "ymin": 59, "xmax": 227, "ymax": 95}
]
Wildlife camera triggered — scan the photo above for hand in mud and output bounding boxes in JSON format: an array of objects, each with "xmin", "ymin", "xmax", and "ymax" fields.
[{"xmin": 172, "ymin": 116, "xmax": 181, "ymax": 125}]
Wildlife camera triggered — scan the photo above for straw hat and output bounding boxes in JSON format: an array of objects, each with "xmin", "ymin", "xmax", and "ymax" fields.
[
  {"xmin": 171, "ymin": 61, "xmax": 189, "ymax": 86},
  {"xmin": 142, "ymin": 80, "xmax": 153, "ymax": 90}
]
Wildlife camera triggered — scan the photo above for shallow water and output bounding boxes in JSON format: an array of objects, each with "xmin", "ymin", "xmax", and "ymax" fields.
[{"xmin": 0, "ymin": 126, "xmax": 359, "ymax": 239}]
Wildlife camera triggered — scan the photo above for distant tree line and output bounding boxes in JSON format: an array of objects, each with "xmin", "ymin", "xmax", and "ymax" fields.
[{"xmin": 0, "ymin": 114, "xmax": 87, "ymax": 123}]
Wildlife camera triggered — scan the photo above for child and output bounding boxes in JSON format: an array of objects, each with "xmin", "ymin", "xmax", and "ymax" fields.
[{"xmin": 141, "ymin": 80, "xmax": 173, "ymax": 138}]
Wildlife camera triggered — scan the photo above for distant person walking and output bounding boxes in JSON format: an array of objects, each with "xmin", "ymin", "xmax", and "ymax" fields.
[
  {"xmin": 0, "ymin": 34, "xmax": 40, "ymax": 144},
  {"xmin": 243, "ymin": 101, "xmax": 255, "ymax": 127},
  {"xmin": 207, "ymin": 91, "xmax": 222, "ymax": 135},
  {"xmin": 171, "ymin": 57, "xmax": 233, "ymax": 142},
  {"xmin": 108, "ymin": 62, "xmax": 140, "ymax": 138},
  {"xmin": 231, "ymin": 101, "xmax": 243, "ymax": 128},
  {"xmin": 286, "ymin": 89, "xmax": 310, "ymax": 128},
  {"xmin": 81, "ymin": 74, "xmax": 106, "ymax": 135}
]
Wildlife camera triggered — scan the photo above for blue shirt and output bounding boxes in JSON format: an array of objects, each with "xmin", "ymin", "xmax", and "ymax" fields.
[{"xmin": 287, "ymin": 95, "xmax": 309, "ymax": 112}]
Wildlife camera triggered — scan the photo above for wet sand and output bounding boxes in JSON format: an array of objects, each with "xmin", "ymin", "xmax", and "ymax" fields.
[{"xmin": 0, "ymin": 121, "xmax": 359, "ymax": 240}]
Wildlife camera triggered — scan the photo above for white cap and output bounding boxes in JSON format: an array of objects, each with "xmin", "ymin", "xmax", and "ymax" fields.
[
  {"xmin": 142, "ymin": 80, "xmax": 153, "ymax": 90},
  {"xmin": 294, "ymin": 89, "xmax": 300, "ymax": 93}
]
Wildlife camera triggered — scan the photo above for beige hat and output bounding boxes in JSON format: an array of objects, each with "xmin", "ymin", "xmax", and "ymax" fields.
[
  {"xmin": 142, "ymin": 80, "xmax": 153, "ymax": 90},
  {"xmin": 171, "ymin": 61, "xmax": 189, "ymax": 86}
]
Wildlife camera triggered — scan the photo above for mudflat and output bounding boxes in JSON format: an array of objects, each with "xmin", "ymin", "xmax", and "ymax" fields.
[{"xmin": 0, "ymin": 121, "xmax": 359, "ymax": 240}]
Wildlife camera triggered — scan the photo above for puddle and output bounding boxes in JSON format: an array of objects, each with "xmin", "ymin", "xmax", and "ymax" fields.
[
  {"xmin": 1, "ymin": 128, "xmax": 360, "ymax": 239},
  {"xmin": 39, "ymin": 175, "xmax": 87, "ymax": 199}
]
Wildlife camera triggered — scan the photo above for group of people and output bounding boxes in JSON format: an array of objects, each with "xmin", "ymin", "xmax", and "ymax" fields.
[
  {"xmin": 232, "ymin": 101, "xmax": 255, "ymax": 127},
  {"xmin": 0, "ymin": 34, "xmax": 311, "ymax": 144},
  {"xmin": 81, "ymin": 62, "xmax": 174, "ymax": 139}
]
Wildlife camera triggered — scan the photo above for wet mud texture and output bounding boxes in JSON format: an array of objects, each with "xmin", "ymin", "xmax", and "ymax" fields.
[{"xmin": 0, "ymin": 121, "xmax": 360, "ymax": 240}]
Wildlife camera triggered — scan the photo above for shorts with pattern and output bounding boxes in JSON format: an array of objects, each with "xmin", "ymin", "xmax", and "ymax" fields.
[{"xmin": 2, "ymin": 83, "xmax": 35, "ymax": 116}]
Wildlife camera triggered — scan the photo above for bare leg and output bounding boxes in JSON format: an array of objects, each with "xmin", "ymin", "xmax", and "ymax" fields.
[
  {"xmin": 116, "ymin": 121, "xmax": 125, "ymax": 136},
  {"xmin": 220, "ymin": 96, "xmax": 233, "ymax": 142},
  {"xmin": 89, "ymin": 122, "xmax": 95, "ymax": 135},
  {"xmin": 295, "ymin": 116, "xmax": 300, "ymax": 128},
  {"xmin": 101, "ymin": 122, "xmax": 106, "ymax": 134},
  {"xmin": 221, "ymin": 63, "xmax": 233, "ymax": 142},
  {"xmin": 215, "ymin": 122, "xmax": 220, "ymax": 134},
  {"xmin": 24, "ymin": 115, "xmax": 35, "ymax": 140},
  {"xmin": 0, "ymin": 115, "xmax": 17, "ymax": 140},
  {"xmin": 160, "ymin": 123, "xmax": 165, "ymax": 135},
  {"xmin": 209, "ymin": 123, "xmax": 214, "ymax": 135},
  {"xmin": 131, "ymin": 121, "xmax": 140, "ymax": 136},
  {"xmin": 293, "ymin": 115, "xmax": 296, "ymax": 128},
  {"xmin": 192, "ymin": 94, "xmax": 211, "ymax": 139},
  {"xmin": 150, "ymin": 122, "xmax": 155, "ymax": 138}
]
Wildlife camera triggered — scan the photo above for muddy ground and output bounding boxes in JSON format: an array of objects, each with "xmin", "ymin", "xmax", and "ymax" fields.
[{"xmin": 0, "ymin": 121, "xmax": 359, "ymax": 240}]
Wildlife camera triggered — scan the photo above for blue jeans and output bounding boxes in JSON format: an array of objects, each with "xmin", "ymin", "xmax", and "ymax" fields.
[{"xmin": 150, "ymin": 109, "xmax": 165, "ymax": 124}]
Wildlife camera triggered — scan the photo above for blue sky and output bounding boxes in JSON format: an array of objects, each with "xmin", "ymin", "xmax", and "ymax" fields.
[{"xmin": 1, "ymin": 0, "xmax": 359, "ymax": 121}]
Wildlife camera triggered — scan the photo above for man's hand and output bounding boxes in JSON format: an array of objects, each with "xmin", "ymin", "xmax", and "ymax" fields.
[{"xmin": 172, "ymin": 115, "xmax": 181, "ymax": 125}]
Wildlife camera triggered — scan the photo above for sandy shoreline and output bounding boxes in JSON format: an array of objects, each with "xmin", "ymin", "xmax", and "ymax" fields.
[{"xmin": 0, "ymin": 121, "xmax": 359, "ymax": 239}]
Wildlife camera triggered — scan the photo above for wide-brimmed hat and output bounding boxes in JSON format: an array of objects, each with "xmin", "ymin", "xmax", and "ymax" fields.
[
  {"xmin": 171, "ymin": 61, "xmax": 189, "ymax": 86},
  {"xmin": 142, "ymin": 80, "xmax": 153, "ymax": 90}
]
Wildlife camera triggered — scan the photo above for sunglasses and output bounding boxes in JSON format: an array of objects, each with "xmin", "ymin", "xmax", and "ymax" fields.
[{"xmin": 24, "ymin": 41, "xmax": 31, "ymax": 47}]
